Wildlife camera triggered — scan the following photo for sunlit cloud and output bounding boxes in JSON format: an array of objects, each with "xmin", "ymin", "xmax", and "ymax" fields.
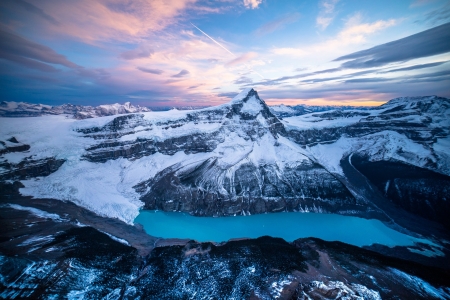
[
  {"xmin": 225, "ymin": 52, "xmax": 258, "ymax": 67},
  {"xmin": 335, "ymin": 22, "xmax": 450, "ymax": 68},
  {"xmin": 1, "ymin": 0, "xmax": 449, "ymax": 106},
  {"xmin": 243, "ymin": 0, "xmax": 262, "ymax": 9},
  {"xmin": 316, "ymin": 0, "xmax": 339, "ymax": 30},
  {"xmin": 271, "ymin": 13, "xmax": 398, "ymax": 60}
]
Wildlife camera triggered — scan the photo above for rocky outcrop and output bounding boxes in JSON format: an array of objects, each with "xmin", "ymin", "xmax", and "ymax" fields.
[
  {"xmin": 0, "ymin": 157, "xmax": 65, "ymax": 181},
  {"xmin": 351, "ymin": 155, "xmax": 450, "ymax": 228},
  {"xmin": 2, "ymin": 207, "xmax": 448, "ymax": 300},
  {"xmin": 0, "ymin": 137, "xmax": 30, "ymax": 155},
  {"xmin": 135, "ymin": 158, "xmax": 359, "ymax": 217}
]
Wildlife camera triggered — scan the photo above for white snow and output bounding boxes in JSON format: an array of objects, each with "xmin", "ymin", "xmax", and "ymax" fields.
[
  {"xmin": 389, "ymin": 267, "xmax": 450, "ymax": 299},
  {"xmin": 6, "ymin": 204, "xmax": 64, "ymax": 221},
  {"xmin": 433, "ymin": 136, "xmax": 450, "ymax": 175},
  {"xmin": 99, "ymin": 230, "xmax": 130, "ymax": 246},
  {"xmin": 240, "ymin": 95, "xmax": 263, "ymax": 116},
  {"xmin": 0, "ymin": 115, "xmax": 93, "ymax": 163},
  {"xmin": 270, "ymin": 104, "xmax": 296, "ymax": 113},
  {"xmin": 283, "ymin": 113, "xmax": 367, "ymax": 130},
  {"xmin": 307, "ymin": 130, "xmax": 434, "ymax": 175},
  {"xmin": 310, "ymin": 280, "xmax": 381, "ymax": 299},
  {"xmin": 230, "ymin": 88, "xmax": 253, "ymax": 103}
]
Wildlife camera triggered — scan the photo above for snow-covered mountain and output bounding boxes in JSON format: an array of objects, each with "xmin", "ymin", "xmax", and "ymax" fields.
[
  {"xmin": 0, "ymin": 89, "xmax": 449, "ymax": 231},
  {"xmin": 0, "ymin": 101, "xmax": 150, "ymax": 119}
]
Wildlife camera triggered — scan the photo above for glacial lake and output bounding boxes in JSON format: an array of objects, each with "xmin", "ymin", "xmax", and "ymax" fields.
[{"xmin": 135, "ymin": 211, "xmax": 430, "ymax": 247}]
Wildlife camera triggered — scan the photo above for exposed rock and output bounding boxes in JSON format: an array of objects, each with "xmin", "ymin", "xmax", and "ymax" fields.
[
  {"xmin": 2, "ymin": 214, "xmax": 448, "ymax": 300},
  {"xmin": 0, "ymin": 157, "xmax": 65, "ymax": 181}
]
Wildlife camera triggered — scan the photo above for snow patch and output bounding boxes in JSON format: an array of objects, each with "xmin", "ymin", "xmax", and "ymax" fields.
[{"xmin": 6, "ymin": 204, "xmax": 64, "ymax": 221}]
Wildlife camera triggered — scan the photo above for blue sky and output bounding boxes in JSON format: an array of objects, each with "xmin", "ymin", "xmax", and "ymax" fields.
[{"xmin": 0, "ymin": 0, "xmax": 449, "ymax": 107}]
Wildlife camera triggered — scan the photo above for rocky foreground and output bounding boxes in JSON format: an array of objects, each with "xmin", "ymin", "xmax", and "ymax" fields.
[{"xmin": 1, "ymin": 194, "xmax": 449, "ymax": 299}]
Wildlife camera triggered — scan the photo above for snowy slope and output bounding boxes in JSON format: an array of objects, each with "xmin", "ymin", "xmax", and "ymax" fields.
[{"xmin": 1, "ymin": 90, "xmax": 449, "ymax": 227}]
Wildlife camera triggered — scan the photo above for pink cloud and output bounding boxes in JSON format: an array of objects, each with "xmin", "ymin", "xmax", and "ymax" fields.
[
  {"xmin": 225, "ymin": 52, "xmax": 258, "ymax": 67},
  {"xmin": 25, "ymin": 0, "xmax": 198, "ymax": 43}
]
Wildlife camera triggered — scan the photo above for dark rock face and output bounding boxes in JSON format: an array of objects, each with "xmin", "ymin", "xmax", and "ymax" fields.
[
  {"xmin": 0, "ymin": 137, "xmax": 30, "ymax": 155},
  {"xmin": 351, "ymin": 155, "xmax": 450, "ymax": 228},
  {"xmin": 0, "ymin": 157, "xmax": 65, "ymax": 181},
  {"xmin": 0, "ymin": 136, "xmax": 65, "ymax": 181},
  {"xmin": 136, "ymin": 158, "xmax": 358, "ymax": 216}
]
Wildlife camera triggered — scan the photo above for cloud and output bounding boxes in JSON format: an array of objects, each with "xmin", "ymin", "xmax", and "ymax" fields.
[
  {"xmin": 225, "ymin": 52, "xmax": 258, "ymax": 67},
  {"xmin": 344, "ymin": 69, "xmax": 450, "ymax": 84},
  {"xmin": 316, "ymin": 0, "xmax": 339, "ymax": 30},
  {"xmin": 4, "ymin": 0, "xmax": 59, "ymax": 25},
  {"xmin": 271, "ymin": 14, "xmax": 397, "ymax": 58},
  {"xmin": 243, "ymin": 0, "xmax": 262, "ymax": 9},
  {"xmin": 136, "ymin": 67, "xmax": 164, "ymax": 75},
  {"xmin": 410, "ymin": 0, "xmax": 437, "ymax": 7},
  {"xmin": 255, "ymin": 13, "xmax": 300, "ymax": 36},
  {"xmin": 75, "ymin": 68, "xmax": 110, "ymax": 79},
  {"xmin": 333, "ymin": 13, "xmax": 397, "ymax": 45},
  {"xmin": 16, "ymin": 0, "xmax": 197, "ymax": 43},
  {"xmin": 234, "ymin": 76, "xmax": 253, "ymax": 85},
  {"xmin": 334, "ymin": 21, "xmax": 450, "ymax": 68},
  {"xmin": 419, "ymin": 2, "xmax": 450, "ymax": 25},
  {"xmin": 172, "ymin": 69, "xmax": 190, "ymax": 78},
  {"xmin": 381, "ymin": 61, "xmax": 449, "ymax": 73},
  {"xmin": 120, "ymin": 47, "xmax": 154, "ymax": 60},
  {"xmin": 270, "ymin": 47, "xmax": 308, "ymax": 57},
  {"xmin": 218, "ymin": 92, "xmax": 238, "ymax": 98},
  {"xmin": 0, "ymin": 29, "xmax": 79, "ymax": 71}
]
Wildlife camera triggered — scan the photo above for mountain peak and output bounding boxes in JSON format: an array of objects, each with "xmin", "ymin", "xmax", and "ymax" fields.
[{"xmin": 230, "ymin": 88, "xmax": 258, "ymax": 103}]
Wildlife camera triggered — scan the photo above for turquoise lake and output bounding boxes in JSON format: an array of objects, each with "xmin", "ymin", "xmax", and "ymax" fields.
[{"xmin": 135, "ymin": 211, "xmax": 429, "ymax": 247}]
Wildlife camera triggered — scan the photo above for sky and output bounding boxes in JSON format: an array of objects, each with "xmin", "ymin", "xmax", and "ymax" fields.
[{"xmin": 0, "ymin": 0, "xmax": 450, "ymax": 107}]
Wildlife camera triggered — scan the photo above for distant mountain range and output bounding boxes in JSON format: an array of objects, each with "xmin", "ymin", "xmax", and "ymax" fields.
[
  {"xmin": 269, "ymin": 103, "xmax": 372, "ymax": 118},
  {"xmin": 1, "ymin": 99, "xmax": 374, "ymax": 120},
  {"xmin": 0, "ymin": 101, "xmax": 151, "ymax": 119}
]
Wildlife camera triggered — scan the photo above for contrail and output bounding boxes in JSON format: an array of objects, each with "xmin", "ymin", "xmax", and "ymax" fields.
[
  {"xmin": 190, "ymin": 22, "xmax": 264, "ymax": 79},
  {"xmin": 190, "ymin": 23, "xmax": 234, "ymax": 57}
]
